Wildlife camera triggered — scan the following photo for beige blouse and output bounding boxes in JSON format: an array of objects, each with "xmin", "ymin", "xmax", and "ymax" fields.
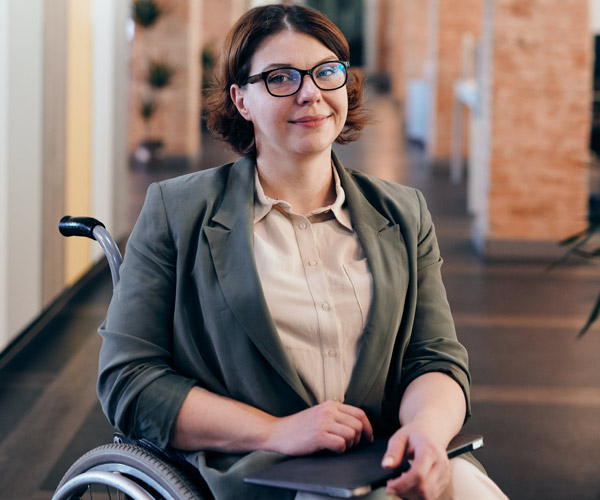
[{"xmin": 253, "ymin": 167, "xmax": 373, "ymax": 404}]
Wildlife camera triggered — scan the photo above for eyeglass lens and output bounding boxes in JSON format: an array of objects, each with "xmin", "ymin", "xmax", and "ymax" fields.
[{"xmin": 266, "ymin": 61, "xmax": 347, "ymax": 96}]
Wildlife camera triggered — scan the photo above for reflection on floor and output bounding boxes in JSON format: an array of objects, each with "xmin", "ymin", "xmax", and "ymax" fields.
[{"xmin": 1, "ymin": 94, "xmax": 600, "ymax": 500}]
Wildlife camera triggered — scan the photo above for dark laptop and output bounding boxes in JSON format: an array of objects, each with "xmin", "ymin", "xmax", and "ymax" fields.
[{"xmin": 244, "ymin": 433, "xmax": 483, "ymax": 498}]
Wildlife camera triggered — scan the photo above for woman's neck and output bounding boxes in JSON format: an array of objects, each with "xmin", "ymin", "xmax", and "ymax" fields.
[{"xmin": 256, "ymin": 149, "xmax": 336, "ymax": 215}]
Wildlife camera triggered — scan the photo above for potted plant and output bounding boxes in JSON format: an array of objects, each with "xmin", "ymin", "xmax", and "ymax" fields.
[
  {"xmin": 134, "ymin": 59, "xmax": 174, "ymax": 165},
  {"xmin": 133, "ymin": 0, "xmax": 162, "ymax": 28},
  {"xmin": 131, "ymin": 0, "xmax": 174, "ymax": 167},
  {"xmin": 553, "ymin": 163, "xmax": 600, "ymax": 336}
]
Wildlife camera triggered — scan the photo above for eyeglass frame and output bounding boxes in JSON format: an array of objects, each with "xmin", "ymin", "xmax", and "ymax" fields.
[{"xmin": 243, "ymin": 60, "xmax": 350, "ymax": 97}]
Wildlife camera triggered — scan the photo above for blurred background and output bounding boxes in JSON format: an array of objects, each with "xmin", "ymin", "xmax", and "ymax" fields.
[{"xmin": 1, "ymin": 0, "xmax": 600, "ymax": 499}]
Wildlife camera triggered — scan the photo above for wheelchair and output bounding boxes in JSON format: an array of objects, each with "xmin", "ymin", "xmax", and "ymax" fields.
[
  {"xmin": 54, "ymin": 216, "xmax": 483, "ymax": 500},
  {"xmin": 55, "ymin": 216, "xmax": 211, "ymax": 500}
]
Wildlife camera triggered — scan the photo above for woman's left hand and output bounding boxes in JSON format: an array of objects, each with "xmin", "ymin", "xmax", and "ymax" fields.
[{"xmin": 381, "ymin": 422, "xmax": 451, "ymax": 500}]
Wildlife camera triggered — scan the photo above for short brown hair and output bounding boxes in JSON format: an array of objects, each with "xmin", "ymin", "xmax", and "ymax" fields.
[{"xmin": 204, "ymin": 4, "xmax": 371, "ymax": 157}]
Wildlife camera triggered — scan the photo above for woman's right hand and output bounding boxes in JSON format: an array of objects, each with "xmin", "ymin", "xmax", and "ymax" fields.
[
  {"xmin": 172, "ymin": 388, "xmax": 372, "ymax": 455},
  {"xmin": 266, "ymin": 400, "xmax": 374, "ymax": 456}
]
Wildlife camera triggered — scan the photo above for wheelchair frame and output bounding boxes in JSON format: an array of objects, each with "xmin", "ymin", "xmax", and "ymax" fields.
[{"xmin": 55, "ymin": 216, "xmax": 210, "ymax": 500}]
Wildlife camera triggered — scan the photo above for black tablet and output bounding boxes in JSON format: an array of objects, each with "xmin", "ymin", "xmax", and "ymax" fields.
[{"xmin": 244, "ymin": 433, "xmax": 483, "ymax": 498}]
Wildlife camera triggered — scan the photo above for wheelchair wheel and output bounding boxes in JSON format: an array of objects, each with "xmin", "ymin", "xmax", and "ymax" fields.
[{"xmin": 52, "ymin": 443, "xmax": 207, "ymax": 500}]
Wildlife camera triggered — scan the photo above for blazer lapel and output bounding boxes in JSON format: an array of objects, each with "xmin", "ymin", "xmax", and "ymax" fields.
[
  {"xmin": 335, "ymin": 156, "xmax": 409, "ymax": 407},
  {"xmin": 202, "ymin": 157, "xmax": 312, "ymax": 406}
]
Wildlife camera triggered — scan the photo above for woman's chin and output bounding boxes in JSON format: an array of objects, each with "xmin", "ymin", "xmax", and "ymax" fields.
[{"xmin": 290, "ymin": 135, "xmax": 339, "ymax": 157}]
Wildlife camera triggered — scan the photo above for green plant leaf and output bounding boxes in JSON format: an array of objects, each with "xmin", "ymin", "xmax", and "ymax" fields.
[
  {"xmin": 548, "ymin": 226, "xmax": 600, "ymax": 270},
  {"xmin": 140, "ymin": 97, "xmax": 156, "ymax": 120},
  {"xmin": 578, "ymin": 290, "xmax": 600, "ymax": 337},
  {"xmin": 558, "ymin": 231, "xmax": 587, "ymax": 246},
  {"xmin": 147, "ymin": 60, "xmax": 173, "ymax": 88},
  {"xmin": 132, "ymin": 0, "xmax": 162, "ymax": 28}
]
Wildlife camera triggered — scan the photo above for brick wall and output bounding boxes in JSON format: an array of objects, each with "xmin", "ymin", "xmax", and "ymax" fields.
[
  {"xmin": 485, "ymin": 0, "xmax": 591, "ymax": 243},
  {"xmin": 202, "ymin": 0, "xmax": 245, "ymax": 53},
  {"xmin": 431, "ymin": 0, "xmax": 482, "ymax": 159},
  {"xmin": 386, "ymin": 0, "xmax": 404, "ymax": 101},
  {"xmin": 128, "ymin": 0, "xmax": 202, "ymax": 156},
  {"xmin": 402, "ymin": 0, "xmax": 430, "ymax": 99}
]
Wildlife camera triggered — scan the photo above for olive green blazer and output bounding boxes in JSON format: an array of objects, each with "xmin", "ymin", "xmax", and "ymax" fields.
[{"xmin": 97, "ymin": 154, "xmax": 470, "ymax": 499}]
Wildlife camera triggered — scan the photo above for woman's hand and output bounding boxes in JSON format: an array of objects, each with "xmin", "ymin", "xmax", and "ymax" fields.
[
  {"xmin": 172, "ymin": 388, "xmax": 372, "ymax": 455},
  {"xmin": 266, "ymin": 400, "xmax": 374, "ymax": 456},
  {"xmin": 381, "ymin": 422, "xmax": 451, "ymax": 500},
  {"xmin": 379, "ymin": 372, "xmax": 467, "ymax": 500}
]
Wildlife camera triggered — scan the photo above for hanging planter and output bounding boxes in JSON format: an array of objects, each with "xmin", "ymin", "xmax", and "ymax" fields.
[
  {"xmin": 135, "ymin": 96, "xmax": 163, "ymax": 166},
  {"xmin": 147, "ymin": 60, "xmax": 174, "ymax": 89},
  {"xmin": 140, "ymin": 96, "xmax": 157, "ymax": 122},
  {"xmin": 130, "ymin": 0, "xmax": 174, "ymax": 168},
  {"xmin": 132, "ymin": 0, "xmax": 163, "ymax": 28}
]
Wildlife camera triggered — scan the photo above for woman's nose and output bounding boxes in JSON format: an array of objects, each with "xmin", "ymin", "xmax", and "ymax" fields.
[{"xmin": 296, "ymin": 75, "xmax": 321, "ymax": 103}]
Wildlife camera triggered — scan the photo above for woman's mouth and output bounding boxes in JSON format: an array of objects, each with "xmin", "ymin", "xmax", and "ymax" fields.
[{"xmin": 290, "ymin": 115, "xmax": 330, "ymax": 128}]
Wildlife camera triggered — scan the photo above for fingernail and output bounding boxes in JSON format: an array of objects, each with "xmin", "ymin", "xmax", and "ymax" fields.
[{"xmin": 382, "ymin": 455, "xmax": 395, "ymax": 468}]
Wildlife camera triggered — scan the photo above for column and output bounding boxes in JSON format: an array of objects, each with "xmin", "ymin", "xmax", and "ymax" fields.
[
  {"xmin": 64, "ymin": 0, "xmax": 93, "ymax": 285},
  {"xmin": 0, "ymin": 0, "xmax": 8, "ymax": 350},
  {"xmin": 475, "ymin": 0, "xmax": 591, "ymax": 257},
  {"xmin": 128, "ymin": 0, "xmax": 203, "ymax": 160},
  {"xmin": 428, "ymin": 0, "xmax": 482, "ymax": 160},
  {"xmin": 202, "ymin": 0, "xmax": 245, "ymax": 51},
  {"xmin": 364, "ymin": 0, "xmax": 379, "ymax": 76},
  {"xmin": 399, "ymin": 0, "xmax": 432, "ymax": 143},
  {"xmin": 0, "ymin": 0, "xmax": 44, "ymax": 351},
  {"xmin": 42, "ymin": 0, "xmax": 68, "ymax": 305},
  {"xmin": 91, "ymin": 0, "xmax": 131, "ymax": 244}
]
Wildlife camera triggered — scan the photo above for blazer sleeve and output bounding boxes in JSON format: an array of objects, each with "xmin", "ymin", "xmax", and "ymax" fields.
[
  {"xmin": 97, "ymin": 183, "xmax": 197, "ymax": 448},
  {"xmin": 399, "ymin": 189, "xmax": 471, "ymax": 418}
]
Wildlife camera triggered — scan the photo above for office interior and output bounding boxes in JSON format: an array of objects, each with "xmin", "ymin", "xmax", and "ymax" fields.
[{"xmin": 1, "ymin": 0, "xmax": 600, "ymax": 498}]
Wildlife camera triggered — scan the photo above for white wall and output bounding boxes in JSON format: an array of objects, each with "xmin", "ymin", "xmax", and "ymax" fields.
[
  {"xmin": 0, "ymin": 0, "xmax": 44, "ymax": 352},
  {"xmin": 471, "ymin": 0, "xmax": 493, "ymax": 252},
  {"xmin": 0, "ymin": 0, "xmax": 130, "ymax": 354},
  {"xmin": 425, "ymin": 0, "xmax": 439, "ymax": 159},
  {"xmin": 0, "ymin": 0, "xmax": 8, "ymax": 351},
  {"xmin": 91, "ymin": 0, "xmax": 130, "ymax": 247},
  {"xmin": 591, "ymin": 0, "xmax": 600, "ymax": 33},
  {"xmin": 363, "ymin": 0, "xmax": 378, "ymax": 76}
]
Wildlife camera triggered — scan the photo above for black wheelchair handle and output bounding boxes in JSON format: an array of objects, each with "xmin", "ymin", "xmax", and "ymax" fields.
[{"xmin": 59, "ymin": 215, "xmax": 106, "ymax": 240}]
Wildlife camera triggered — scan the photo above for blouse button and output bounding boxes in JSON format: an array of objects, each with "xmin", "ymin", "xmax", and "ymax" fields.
[
  {"xmin": 308, "ymin": 260, "xmax": 317, "ymax": 266},
  {"xmin": 298, "ymin": 222, "xmax": 307, "ymax": 229},
  {"xmin": 328, "ymin": 349, "xmax": 337, "ymax": 357},
  {"xmin": 321, "ymin": 302, "xmax": 330, "ymax": 311}
]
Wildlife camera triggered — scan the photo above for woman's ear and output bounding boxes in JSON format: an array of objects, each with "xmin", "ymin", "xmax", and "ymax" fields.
[{"xmin": 230, "ymin": 84, "xmax": 252, "ymax": 122}]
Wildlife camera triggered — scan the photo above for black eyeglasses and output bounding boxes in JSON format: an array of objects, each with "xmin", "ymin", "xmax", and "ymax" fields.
[{"xmin": 244, "ymin": 60, "xmax": 349, "ymax": 97}]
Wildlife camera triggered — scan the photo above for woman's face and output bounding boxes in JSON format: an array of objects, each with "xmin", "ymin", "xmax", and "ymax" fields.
[{"xmin": 231, "ymin": 30, "xmax": 349, "ymax": 161}]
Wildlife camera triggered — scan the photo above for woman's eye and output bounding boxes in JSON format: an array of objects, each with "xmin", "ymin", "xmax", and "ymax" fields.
[
  {"xmin": 268, "ymin": 71, "xmax": 291, "ymax": 84},
  {"xmin": 317, "ymin": 64, "xmax": 342, "ymax": 78}
]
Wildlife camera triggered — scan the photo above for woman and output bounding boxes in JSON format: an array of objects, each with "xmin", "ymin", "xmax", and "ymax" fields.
[{"xmin": 98, "ymin": 4, "xmax": 507, "ymax": 499}]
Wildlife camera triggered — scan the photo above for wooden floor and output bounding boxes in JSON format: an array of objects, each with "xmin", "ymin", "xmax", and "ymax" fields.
[{"xmin": 1, "ymin": 94, "xmax": 600, "ymax": 499}]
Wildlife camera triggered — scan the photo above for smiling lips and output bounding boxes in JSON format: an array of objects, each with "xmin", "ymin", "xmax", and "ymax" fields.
[{"xmin": 290, "ymin": 114, "xmax": 330, "ymax": 128}]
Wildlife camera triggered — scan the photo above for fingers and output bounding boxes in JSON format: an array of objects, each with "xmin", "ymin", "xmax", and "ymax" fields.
[
  {"xmin": 386, "ymin": 454, "xmax": 449, "ymax": 500},
  {"xmin": 333, "ymin": 403, "xmax": 374, "ymax": 447},
  {"xmin": 382, "ymin": 428, "xmax": 451, "ymax": 500},
  {"xmin": 315, "ymin": 400, "xmax": 373, "ymax": 452},
  {"xmin": 267, "ymin": 401, "xmax": 373, "ymax": 456},
  {"xmin": 338, "ymin": 403, "xmax": 374, "ymax": 444},
  {"xmin": 382, "ymin": 430, "xmax": 409, "ymax": 469}
]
